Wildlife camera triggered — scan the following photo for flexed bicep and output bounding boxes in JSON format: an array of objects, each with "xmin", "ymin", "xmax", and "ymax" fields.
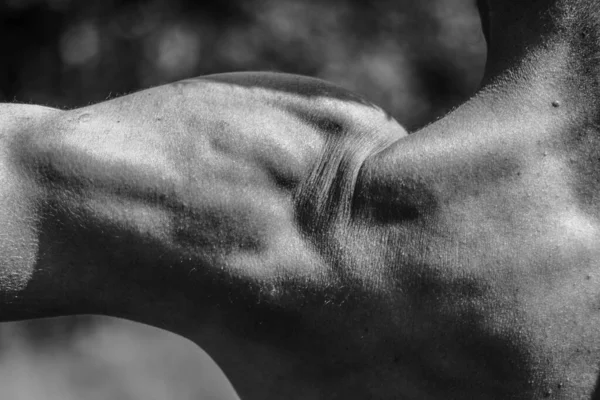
[
  {"xmin": 16, "ymin": 72, "xmax": 404, "ymax": 314},
  {"xmin": 9, "ymin": 72, "xmax": 410, "ymax": 399}
]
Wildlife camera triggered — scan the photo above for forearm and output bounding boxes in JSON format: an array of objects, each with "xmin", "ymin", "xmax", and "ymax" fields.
[
  {"xmin": 0, "ymin": 104, "xmax": 67, "ymax": 321},
  {"xmin": 0, "ymin": 104, "xmax": 131, "ymax": 322}
]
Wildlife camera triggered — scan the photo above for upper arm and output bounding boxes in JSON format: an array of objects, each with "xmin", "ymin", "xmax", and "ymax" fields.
[
  {"xmin": 19, "ymin": 83, "xmax": 329, "ymax": 296},
  {"xmin": 15, "ymin": 74, "xmax": 405, "ymax": 323}
]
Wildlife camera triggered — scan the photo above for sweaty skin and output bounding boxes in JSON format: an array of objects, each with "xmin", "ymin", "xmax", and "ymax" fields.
[{"xmin": 2, "ymin": 0, "xmax": 600, "ymax": 399}]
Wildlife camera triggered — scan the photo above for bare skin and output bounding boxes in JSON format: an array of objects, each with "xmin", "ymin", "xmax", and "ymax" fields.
[{"xmin": 2, "ymin": 0, "xmax": 600, "ymax": 398}]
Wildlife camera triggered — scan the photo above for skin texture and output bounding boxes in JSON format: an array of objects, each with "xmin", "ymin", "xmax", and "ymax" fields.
[{"xmin": 2, "ymin": 0, "xmax": 600, "ymax": 398}]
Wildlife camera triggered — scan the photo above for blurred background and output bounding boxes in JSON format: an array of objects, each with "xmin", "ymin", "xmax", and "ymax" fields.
[{"xmin": 0, "ymin": 0, "xmax": 486, "ymax": 398}]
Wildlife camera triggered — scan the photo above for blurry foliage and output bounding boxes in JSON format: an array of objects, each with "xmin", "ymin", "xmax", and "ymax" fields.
[
  {"xmin": 0, "ymin": 0, "xmax": 486, "ymax": 129},
  {"xmin": 0, "ymin": 0, "xmax": 486, "ymax": 398}
]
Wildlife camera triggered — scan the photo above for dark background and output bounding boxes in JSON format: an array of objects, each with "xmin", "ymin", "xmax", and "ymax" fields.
[{"xmin": 0, "ymin": 0, "xmax": 486, "ymax": 398}]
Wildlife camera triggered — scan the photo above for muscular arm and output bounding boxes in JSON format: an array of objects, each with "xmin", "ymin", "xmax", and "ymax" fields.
[
  {"xmin": 8, "ymin": 70, "xmax": 593, "ymax": 400},
  {"xmin": 6, "ymin": 1, "xmax": 600, "ymax": 397},
  {"xmin": 3, "ymin": 73, "xmax": 405, "ymax": 399}
]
